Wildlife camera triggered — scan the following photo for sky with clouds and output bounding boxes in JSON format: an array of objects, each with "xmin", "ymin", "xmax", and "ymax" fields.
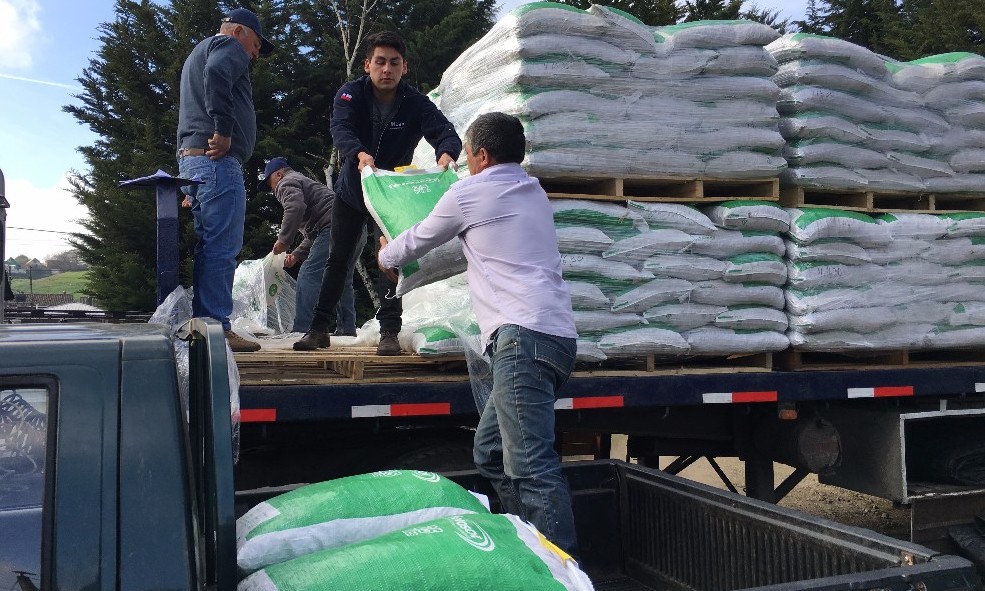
[{"xmin": 0, "ymin": 0, "xmax": 808, "ymax": 262}]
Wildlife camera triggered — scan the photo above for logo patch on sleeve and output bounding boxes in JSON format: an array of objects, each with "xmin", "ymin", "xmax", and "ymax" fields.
[{"xmin": 340, "ymin": 92, "xmax": 353, "ymax": 101}]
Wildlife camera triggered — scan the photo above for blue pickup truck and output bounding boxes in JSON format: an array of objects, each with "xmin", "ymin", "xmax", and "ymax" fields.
[{"xmin": 1, "ymin": 320, "xmax": 980, "ymax": 591}]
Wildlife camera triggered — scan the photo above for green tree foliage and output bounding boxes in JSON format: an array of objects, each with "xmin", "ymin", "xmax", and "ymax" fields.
[
  {"xmin": 682, "ymin": 0, "xmax": 744, "ymax": 21},
  {"xmin": 64, "ymin": 0, "xmax": 494, "ymax": 311},
  {"xmin": 553, "ymin": 0, "xmax": 681, "ymax": 25},
  {"xmin": 741, "ymin": 3, "xmax": 791, "ymax": 33}
]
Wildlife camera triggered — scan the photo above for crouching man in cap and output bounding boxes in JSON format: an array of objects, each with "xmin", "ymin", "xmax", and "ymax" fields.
[
  {"xmin": 176, "ymin": 8, "xmax": 274, "ymax": 352},
  {"xmin": 377, "ymin": 112, "xmax": 579, "ymax": 557},
  {"xmin": 261, "ymin": 157, "xmax": 359, "ymax": 335}
]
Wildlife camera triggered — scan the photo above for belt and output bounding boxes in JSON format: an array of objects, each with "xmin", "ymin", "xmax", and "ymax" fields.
[{"xmin": 177, "ymin": 147, "xmax": 207, "ymax": 157}]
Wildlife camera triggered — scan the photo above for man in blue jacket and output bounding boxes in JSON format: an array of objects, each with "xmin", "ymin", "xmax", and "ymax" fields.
[
  {"xmin": 177, "ymin": 8, "xmax": 273, "ymax": 353},
  {"xmin": 294, "ymin": 31, "xmax": 461, "ymax": 354}
]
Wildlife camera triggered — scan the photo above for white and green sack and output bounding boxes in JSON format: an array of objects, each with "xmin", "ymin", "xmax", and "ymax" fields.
[
  {"xmin": 362, "ymin": 167, "xmax": 465, "ymax": 296},
  {"xmin": 239, "ymin": 513, "xmax": 594, "ymax": 591},
  {"xmin": 236, "ymin": 469, "xmax": 490, "ymax": 575}
]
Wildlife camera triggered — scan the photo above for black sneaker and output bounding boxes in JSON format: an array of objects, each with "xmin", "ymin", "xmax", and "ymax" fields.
[
  {"xmin": 293, "ymin": 330, "xmax": 330, "ymax": 351},
  {"xmin": 376, "ymin": 331, "xmax": 401, "ymax": 356}
]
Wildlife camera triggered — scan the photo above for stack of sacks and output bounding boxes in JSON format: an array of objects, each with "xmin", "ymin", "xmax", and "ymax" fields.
[
  {"xmin": 636, "ymin": 200, "xmax": 790, "ymax": 356},
  {"xmin": 880, "ymin": 212, "xmax": 985, "ymax": 348},
  {"xmin": 418, "ymin": 4, "xmax": 786, "ymax": 179},
  {"xmin": 890, "ymin": 53, "xmax": 985, "ymax": 193},
  {"xmin": 553, "ymin": 200, "xmax": 660, "ymax": 361},
  {"xmin": 768, "ymin": 34, "xmax": 950, "ymax": 192},
  {"xmin": 784, "ymin": 208, "xmax": 985, "ymax": 351},
  {"xmin": 236, "ymin": 470, "xmax": 594, "ymax": 591},
  {"xmin": 555, "ymin": 199, "xmax": 790, "ymax": 361}
]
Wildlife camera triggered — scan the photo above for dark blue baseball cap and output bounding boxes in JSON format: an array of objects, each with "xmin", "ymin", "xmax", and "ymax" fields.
[
  {"xmin": 260, "ymin": 157, "xmax": 289, "ymax": 188},
  {"xmin": 224, "ymin": 8, "xmax": 274, "ymax": 55}
]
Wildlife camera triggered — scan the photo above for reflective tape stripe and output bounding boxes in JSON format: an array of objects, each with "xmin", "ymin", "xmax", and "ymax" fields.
[
  {"xmin": 555, "ymin": 396, "xmax": 624, "ymax": 410},
  {"xmin": 847, "ymin": 386, "xmax": 914, "ymax": 398},
  {"xmin": 240, "ymin": 408, "xmax": 277, "ymax": 422},
  {"xmin": 351, "ymin": 403, "xmax": 451, "ymax": 418},
  {"xmin": 702, "ymin": 391, "xmax": 777, "ymax": 404}
]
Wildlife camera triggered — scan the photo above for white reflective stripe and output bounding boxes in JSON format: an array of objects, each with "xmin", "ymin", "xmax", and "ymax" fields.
[
  {"xmin": 352, "ymin": 404, "xmax": 391, "ymax": 417},
  {"xmin": 702, "ymin": 393, "xmax": 733, "ymax": 404},
  {"xmin": 977, "ymin": 383, "xmax": 985, "ymax": 393},
  {"xmin": 554, "ymin": 398, "xmax": 574, "ymax": 410},
  {"xmin": 847, "ymin": 388, "xmax": 874, "ymax": 398}
]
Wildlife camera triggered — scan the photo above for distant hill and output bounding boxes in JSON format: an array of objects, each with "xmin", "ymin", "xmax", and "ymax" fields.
[{"xmin": 10, "ymin": 271, "xmax": 89, "ymax": 299}]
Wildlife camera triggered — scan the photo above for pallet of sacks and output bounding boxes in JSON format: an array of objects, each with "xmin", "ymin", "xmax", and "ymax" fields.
[
  {"xmin": 555, "ymin": 199, "xmax": 790, "ymax": 363},
  {"xmin": 784, "ymin": 207, "xmax": 985, "ymax": 351},
  {"xmin": 413, "ymin": 3, "xmax": 786, "ymax": 180},
  {"xmin": 768, "ymin": 33, "xmax": 985, "ymax": 194}
]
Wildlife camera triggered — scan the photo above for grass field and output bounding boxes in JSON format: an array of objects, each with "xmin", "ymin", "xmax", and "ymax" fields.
[{"xmin": 10, "ymin": 271, "xmax": 89, "ymax": 298}]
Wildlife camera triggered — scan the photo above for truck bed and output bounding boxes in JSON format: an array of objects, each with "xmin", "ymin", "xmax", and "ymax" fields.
[{"xmin": 449, "ymin": 460, "xmax": 979, "ymax": 591}]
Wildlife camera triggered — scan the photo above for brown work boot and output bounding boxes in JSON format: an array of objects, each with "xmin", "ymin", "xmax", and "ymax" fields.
[
  {"xmin": 293, "ymin": 330, "xmax": 330, "ymax": 351},
  {"xmin": 376, "ymin": 331, "xmax": 402, "ymax": 356},
  {"xmin": 225, "ymin": 330, "xmax": 261, "ymax": 353}
]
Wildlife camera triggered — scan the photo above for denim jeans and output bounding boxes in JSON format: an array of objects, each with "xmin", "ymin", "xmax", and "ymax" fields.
[
  {"xmin": 179, "ymin": 155, "xmax": 245, "ymax": 331},
  {"xmin": 292, "ymin": 227, "xmax": 359, "ymax": 333},
  {"xmin": 473, "ymin": 324, "xmax": 579, "ymax": 557},
  {"xmin": 310, "ymin": 197, "xmax": 401, "ymax": 334}
]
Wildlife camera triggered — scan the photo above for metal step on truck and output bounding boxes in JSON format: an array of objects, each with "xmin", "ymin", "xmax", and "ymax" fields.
[{"xmin": 0, "ymin": 319, "xmax": 980, "ymax": 591}]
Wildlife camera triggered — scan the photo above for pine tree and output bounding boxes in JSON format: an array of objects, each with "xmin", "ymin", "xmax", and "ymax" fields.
[
  {"xmin": 64, "ymin": 0, "xmax": 181, "ymax": 310},
  {"xmin": 682, "ymin": 0, "xmax": 744, "ymax": 21},
  {"xmin": 795, "ymin": 0, "xmax": 826, "ymax": 34},
  {"xmin": 553, "ymin": 0, "xmax": 682, "ymax": 26},
  {"xmin": 740, "ymin": 3, "xmax": 791, "ymax": 33}
]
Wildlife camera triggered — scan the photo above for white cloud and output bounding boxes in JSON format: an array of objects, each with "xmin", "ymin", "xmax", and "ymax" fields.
[
  {"xmin": 4, "ymin": 174, "xmax": 88, "ymax": 261},
  {"xmin": 0, "ymin": 0, "xmax": 42, "ymax": 69}
]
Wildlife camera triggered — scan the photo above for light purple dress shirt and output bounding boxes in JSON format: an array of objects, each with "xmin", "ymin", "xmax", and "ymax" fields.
[{"xmin": 379, "ymin": 162, "xmax": 577, "ymax": 347}]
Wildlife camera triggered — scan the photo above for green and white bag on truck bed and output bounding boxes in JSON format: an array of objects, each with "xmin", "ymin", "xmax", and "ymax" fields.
[
  {"xmin": 362, "ymin": 166, "xmax": 465, "ymax": 297},
  {"xmin": 239, "ymin": 512, "xmax": 595, "ymax": 591},
  {"xmin": 236, "ymin": 469, "xmax": 489, "ymax": 574}
]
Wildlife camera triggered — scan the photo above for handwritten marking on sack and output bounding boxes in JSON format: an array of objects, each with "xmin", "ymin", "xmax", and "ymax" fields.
[{"xmin": 451, "ymin": 516, "xmax": 495, "ymax": 552}]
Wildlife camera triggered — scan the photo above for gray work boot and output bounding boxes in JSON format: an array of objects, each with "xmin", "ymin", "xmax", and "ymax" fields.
[
  {"xmin": 293, "ymin": 330, "xmax": 330, "ymax": 351},
  {"xmin": 225, "ymin": 330, "xmax": 261, "ymax": 353},
  {"xmin": 376, "ymin": 331, "xmax": 402, "ymax": 356}
]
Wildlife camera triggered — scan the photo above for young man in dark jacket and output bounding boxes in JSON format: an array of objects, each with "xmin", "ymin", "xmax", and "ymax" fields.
[{"xmin": 294, "ymin": 31, "xmax": 461, "ymax": 354}]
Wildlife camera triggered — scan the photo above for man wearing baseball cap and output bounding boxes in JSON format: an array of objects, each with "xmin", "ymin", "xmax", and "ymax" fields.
[
  {"xmin": 261, "ymin": 157, "xmax": 359, "ymax": 335},
  {"xmin": 176, "ymin": 8, "xmax": 274, "ymax": 352}
]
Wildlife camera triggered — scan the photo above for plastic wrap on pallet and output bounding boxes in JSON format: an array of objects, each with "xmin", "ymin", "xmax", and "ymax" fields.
[
  {"xmin": 702, "ymin": 201, "xmax": 791, "ymax": 233},
  {"xmin": 603, "ymin": 230, "xmax": 698, "ymax": 264},
  {"xmin": 684, "ymin": 326, "xmax": 788, "ymax": 355},
  {"xmin": 784, "ymin": 210, "xmax": 985, "ymax": 352},
  {"xmin": 643, "ymin": 303, "xmax": 725, "ymax": 331},
  {"xmin": 597, "ymin": 326, "xmax": 691, "ymax": 357},
  {"xmin": 576, "ymin": 339, "xmax": 607, "ymax": 362},
  {"xmin": 415, "ymin": 5, "xmax": 785, "ymax": 179}
]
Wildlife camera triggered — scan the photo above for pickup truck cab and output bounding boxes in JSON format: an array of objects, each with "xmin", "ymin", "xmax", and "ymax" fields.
[{"xmin": 1, "ymin": 320, "xmax": 979, "ymax": 591}]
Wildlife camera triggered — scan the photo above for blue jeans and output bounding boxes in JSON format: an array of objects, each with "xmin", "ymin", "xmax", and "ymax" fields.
[
  {"xmin": 473, "ymin": 324, "xmax": 579, "ymax": 557},
  {"xmin": 293, "ymin": 228, "xmax": 358, "ymax": 333},
  {"xmin": 179, "ymin": 155, "xmax": 245, "ymax": 331}
]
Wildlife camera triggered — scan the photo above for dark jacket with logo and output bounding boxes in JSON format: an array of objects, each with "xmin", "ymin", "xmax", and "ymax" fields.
[{"xmin": 330, "ymin": 75, "xmax": 462, "ymax": 212}]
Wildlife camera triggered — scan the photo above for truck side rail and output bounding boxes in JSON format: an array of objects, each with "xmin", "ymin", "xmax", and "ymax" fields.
[{"xmin": 182, "ymin": 318, "xmax": 237, "ymax": 591}]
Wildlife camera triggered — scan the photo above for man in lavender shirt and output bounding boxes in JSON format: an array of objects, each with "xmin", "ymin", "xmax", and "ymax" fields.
[{"xmin": 377, "ymin": 112, "xmax": 579, "ymax": 556}]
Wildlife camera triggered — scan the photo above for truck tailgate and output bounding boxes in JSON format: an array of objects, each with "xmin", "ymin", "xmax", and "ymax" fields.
[{"xmin": 450, "ymin": 460, "xmax": 980, "ymax": 591}]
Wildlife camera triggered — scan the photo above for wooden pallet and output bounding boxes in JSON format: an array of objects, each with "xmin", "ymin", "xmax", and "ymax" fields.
[
  {"xmin": 777, "ymin": 347, "xmax": 985, "ymax": 371},
  {"xmin": 781, "ymin": 186, "xmax": 985, "ymax": 213},
  {"xmin": 234, "ymin": 347, "xmax": 469, "ymax": 385},
  {"xmin": 575, "ymin": 351, "xmax": 773, "ymax": 376},
  {"xmin": 540, "ymin": 175, "xmax": 780, "ymax": 203}
]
